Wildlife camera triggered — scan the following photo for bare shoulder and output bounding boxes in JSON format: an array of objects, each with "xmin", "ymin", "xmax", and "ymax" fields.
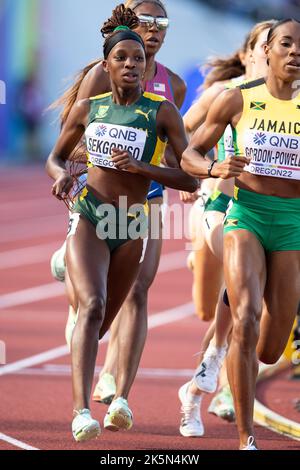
[
  {"xmin": 206, "ymin": 81, "xmax": 228, "ymax": 97},
  {"xmin": 85, "ymin": 61, "xmax": 106, "ymax": 81},
  {"xmin": 73, "ymin": 98, "xmax": 91, "ymax": 119},
  {"xmin": 166, "ymin": 67, "xmax": 187, "ymax": 108},
  {"xmin": 159, "ymin": 99, "xmax": 181, "ymax": 117},
  {"xmin": 77, "ymin": 61, "xmax": 111, "ymax": 99},
  {"xmin": 166, "ymin": 68, "xmax": 186, "ymax": 92},
  {"xmin": 210, "ymin": 87, "xmax": 243, "ymax": 121},
  {"xmin": 194, "ymin": 81, "xmax": 227, "ymax": 108}
]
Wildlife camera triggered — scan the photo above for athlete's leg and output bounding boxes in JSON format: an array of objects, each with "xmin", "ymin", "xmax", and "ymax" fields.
[
  {"xmin": 203, "ymin": 205, "xmax": 236, "ymax": 421},
  {"xmin": 98, "ymin": 330, "xmax": 118, "ymax": 375},
  {"xmin": 65, "ymin": 267, "xmax": 78, "ymax": 311},
  {"xmin": 66, "ymin": 217, "xmax": 110, "ymax": 412},
  {"xmin": 98, "ymin": 239, "xmax": 144, "ymax": 339},
  {"xmin": 257, "ymin": 251, "xmax": 300, "ymax": 364},
  {"xmin": 202, "ymin": 210, "xmax": 225, "ymax": 261},
  {"xmin": 193, "ymin": 210, "xmax": 233, "ymax": 401},
  {"xmin": 201, "ymin": 202, "xmax": 234, "ymax": 345},
  {"xmin": 97, "ymin": 231, "xmax": 148, "ymax": 432},
  {"xmin": 188, "ymin": 196, "xmax": 220, "ymax": 321},
  {"xmin": 98, "ymin": 197, "xmax": 163, "ymax": 400},
  {"xmin": 193, "ymin": 244, "xmax": 222, "ymax": 321},
  {"xmin": 67, "ymin": 216, "xmax": 143, "ymax": 412},
  {"xmin": 223, "ymin": 230, "xmax": 266, "ymax": 449}
]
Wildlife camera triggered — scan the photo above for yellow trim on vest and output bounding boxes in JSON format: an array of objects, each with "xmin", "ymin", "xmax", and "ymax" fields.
[
  {"xmin": 210, "ymin": 189, "xmax": 221, "ymax": 201},
  {"xmin": 128, "ymin": 200, "xmax": 149, "ymax": 219},
  {"xmin": 234, "ymin": 186, "xmax": 239, "ymax": 200},
  {"xmin": 150, "ymin": 136, "xmax": 167, "ymax": 166},
  {"xmin": 143, "ymin": 91, "xmax": 166, "ymax": 103},
  {"xmin": 143, "ymin": 200, "xmax": 149, "ymax": 217},
  {"xmin": 79, "ymin": 186, "xmax": 88, "ymax": 202},
  {"xmin": 90, "ymin": 92, "xmax": 112, "ymax": 101}
]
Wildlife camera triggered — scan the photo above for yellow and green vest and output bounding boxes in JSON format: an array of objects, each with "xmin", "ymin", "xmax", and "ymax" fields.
[
  {"xmin": 233, "ymin": 78, "xmax": 300, "ymax": 180},
  {"xmin": 85, "ymin": 91, "xmax": 167, "ymax": 170}
]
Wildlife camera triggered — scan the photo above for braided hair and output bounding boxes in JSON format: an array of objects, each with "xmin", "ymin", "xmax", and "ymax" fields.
[{"xmin": 101, "ymin": 4, "xmax": 140, "ymax": 38}]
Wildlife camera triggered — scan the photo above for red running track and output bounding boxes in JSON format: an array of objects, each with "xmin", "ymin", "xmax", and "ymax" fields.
[{"xmin": 0, "ymin": 166, "xmax": 299, "ymax": 450}]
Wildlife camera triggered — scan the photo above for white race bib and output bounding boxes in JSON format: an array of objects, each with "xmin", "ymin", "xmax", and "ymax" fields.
[
  {"xmin": 243, "ymin": 130, "xmax": 300, "ymax": 180},
  {"xmin": 86, "ymin": 122, "xmax": 147, "ymax": 170}
]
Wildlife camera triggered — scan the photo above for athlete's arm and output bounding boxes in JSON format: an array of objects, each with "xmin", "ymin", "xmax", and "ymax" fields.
[
  {"xmin": 161, "ymin": 70, "xmax": 187, "ymax": 169},
  {"xmin": 183, "ymin": 82, "xmax": 226, "ymax": 136},
  {"xmin": 46, "ymin": 99, "xmax": 90, "ymax": 198},
  {"xmin": 76, "ymin": 62, "xmax": 111, "ymax": 101},
  {"xmin": 167, "ymin": 68, "xmax": 187, "ymax": 110},
  {"xmin": 181, "ymin": 88, "xmax": 249, "ymax": 179}
]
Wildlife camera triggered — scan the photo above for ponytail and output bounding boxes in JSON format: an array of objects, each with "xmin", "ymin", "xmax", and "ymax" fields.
[{"xmin": 49, "ymin": 58, "xmax": 101, "ymax": 126}]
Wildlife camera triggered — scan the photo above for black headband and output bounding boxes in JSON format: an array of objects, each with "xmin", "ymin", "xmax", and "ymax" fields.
[{"xmin": 103, "ymin": 29, "xmax": 145, "ymax": 59}]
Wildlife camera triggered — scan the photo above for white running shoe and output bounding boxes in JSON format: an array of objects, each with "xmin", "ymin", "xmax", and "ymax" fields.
[
  {"xmin": 178, "ymin": 382, "xmax": 204, "ymax": 437},
  {"xmin": 193, "ymin": 342, "xmax": 227, "ymax": 393},
  {"xmin": 241, "ymin": 436, "xmax": 258, "ymax": 450},
  {"xmin": 208, "ymin": 385, "xmax": 235, "ymax": 422},
  {"xmin": 65, "ymin": 306, "xmax": 77, "ymax": 351},
  {"xmin": 104, "ymin": 397, "xmax": 133, "ymax": 432},
  {"xmin": 50, "ymin": 242, "xmax": 67, "ymax": 282},
  {"xmin": 72, "ymin": 409, "xmax": 100, "ymax": 442},
  {"xmin": 92, "ymin": 373, "xmax": 116, "ymax": 405}
]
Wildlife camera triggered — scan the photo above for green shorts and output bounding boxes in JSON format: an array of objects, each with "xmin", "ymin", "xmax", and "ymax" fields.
[
  {"xmin": 205, "ymin": 190, "xmax": 231, "ymax": 214},
  {"xmin": 72, "ymin": 187, "xmax": 148, "ymax": 253},
  {"xmin": 224, "ymin": 186, "xmax": 300, "ymax": 252}
]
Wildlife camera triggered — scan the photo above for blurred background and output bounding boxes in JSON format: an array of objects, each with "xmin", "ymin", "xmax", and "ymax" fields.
[{"xmin": 0, "ymin": 0, "xmax": 299, "ymax": 163}]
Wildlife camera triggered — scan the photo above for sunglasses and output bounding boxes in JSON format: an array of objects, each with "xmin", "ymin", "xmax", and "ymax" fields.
[{"xmin": 137, "ymin": 14, "xmax": 169, "ymax": 31}]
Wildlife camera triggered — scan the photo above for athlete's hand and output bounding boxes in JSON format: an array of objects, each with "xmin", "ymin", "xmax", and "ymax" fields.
[
  {"xmin": 52, "ymin": 171, "xmax": 73, "ymax": 200},
  {"xmin": 111, "ymin": 148, "xmax": 141, "ymax": 173},
  {"xmin": 211, "ymin": 155, "xmax": 250, "ymax": 179},
  {"xmin": 180, "ymin": 190, "xmax": 199, "ymax": 203}
]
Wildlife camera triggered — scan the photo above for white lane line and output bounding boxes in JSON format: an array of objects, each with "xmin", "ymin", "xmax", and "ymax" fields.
[
  {"xmin": 0, "ymin": 302, "xmax": 194, "ymax": 377},
  {"xmin": 149, "ymin": 302, "xmax": 194, "ymax": 325},
  {"xmin": 0, "ymin": 243, "xmax": 62, "ymax": 270},
  {"xmin": 158, "ymin": 250, "xmax": 187, "ymax": 273},
  {"xmin": 13, "ymin": 364, "xmax": 195, "ymax": 378},
  {"xmin": 0, "ymin": 345, "xmax": 70, "ymax": 377},
  {"xmin": 0, "ymin": 251, "xmax": 188, "ymax": 309},
  {"xmin": 0, "ymin": 432, "xmax": 39, "ymax": 451},
  {"xmin": 0, "ymin": 283, "xmax": 66, "ymax": 310}
]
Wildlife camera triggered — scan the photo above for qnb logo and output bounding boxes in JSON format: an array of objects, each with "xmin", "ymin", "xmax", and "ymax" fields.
[
  {"xmin": 0, "ymin": 80, "xmax": 6, "ymax": 105},
  {"xmin": 95, "ymin": 124, "xmax": 107, "ymax": 138},
  {"xmin": 0, "ymin": 341, "xmax": 6, "ymax": 364},
  {"xmin": 253, "ymin": 132, "xmax": 267, "ymax": 146}
]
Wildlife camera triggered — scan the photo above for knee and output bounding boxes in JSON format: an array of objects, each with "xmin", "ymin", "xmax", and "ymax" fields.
[
  {"xmin": 232, "ymin": 303, "xmax": 261, "ymax": 350},
  {"xmin": 195, "ymin": 307, "xmax": 214, "ymax": 322},
  {"xmin": 258, "ymin": 347, "xmax": 281, "ymax": 365},
  {"xmin": 193, "ymin": 289, "xmax": 215, "ymax": 322},
  {"xmin": 127, "ymin": 280, "xmax": 148, "ymax": 311},
  {"xmin": 79, "ymin": 295, "xmax": 106, "ymax": 327}
]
